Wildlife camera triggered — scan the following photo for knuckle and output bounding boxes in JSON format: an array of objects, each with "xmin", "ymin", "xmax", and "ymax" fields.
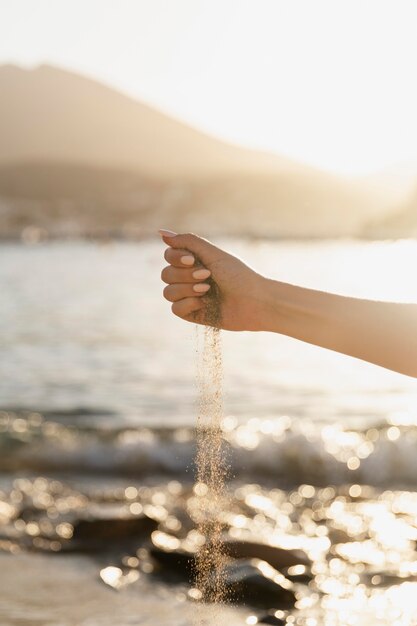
[
  {"xmin": 163, "ymin": 248, "xmax": 172, "ymax": 262},
  {"xmin": 179, "ymin": 232, "xmax": 196, "ymax": 246}
]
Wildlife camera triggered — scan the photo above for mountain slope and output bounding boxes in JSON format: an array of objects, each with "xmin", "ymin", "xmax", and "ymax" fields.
[
  {"xmin": 0, "ymin": 64, "xmax": 393, "ymax": 238},
  {"xmin": 0, "ymin": 64, "xmax": 309, "ymax": 179},
  {"xmin": 364, "ymin": 185, "xmax": 417, "ymax": 238}
]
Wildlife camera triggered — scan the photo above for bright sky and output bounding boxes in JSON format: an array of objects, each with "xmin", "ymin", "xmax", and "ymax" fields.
[{"xmin": 1, "ymin": 0, "xmax": 417, "ymax": 175}]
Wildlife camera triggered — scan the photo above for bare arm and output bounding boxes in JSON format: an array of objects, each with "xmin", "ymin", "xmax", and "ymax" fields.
[
  {"xmin": 261, "ymin": 279, "xmax": 417, "ymax": 379},
  {"xmin": 159, "ymin": 230, "xmax": 417, "ymax": 379}
]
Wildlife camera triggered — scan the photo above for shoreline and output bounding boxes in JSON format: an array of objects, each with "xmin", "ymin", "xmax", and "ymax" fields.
[
  {"xmin": 0, "ymin": 552, "xmax": 247, "ymax": 626},
  {"xmin": 0, "ymin": 232, "xmax": 409, "ymax": 245},
  {"xmin": 2, "ymin": 475, "xmax": 417, "ymax": 625}
]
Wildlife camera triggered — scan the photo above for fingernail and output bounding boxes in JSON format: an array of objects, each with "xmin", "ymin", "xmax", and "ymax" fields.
[
  {"xmin": 181, "ymin": 255, "xmax": 195, "ymax": 266},
  {"xmin": 158, "ymin": 229, "xmax": 178, "ymax": 238},
  {"xmin": 193, "ymin": 283, "xmax": 211, "ymax": 293},
  {"xmin": 192, "ymin": 268, "xmax": 211, "ymax": 280}
]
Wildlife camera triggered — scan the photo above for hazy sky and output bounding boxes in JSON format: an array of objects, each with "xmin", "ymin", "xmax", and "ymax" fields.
[{"xmin": 2, "ymin": 0, "xmax": 417, "ymax": 175}]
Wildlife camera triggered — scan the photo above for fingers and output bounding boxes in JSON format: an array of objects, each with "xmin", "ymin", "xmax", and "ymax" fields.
[
  {"xmin": 171, "ymin": 297, "xmax": 204, "ymax": 321},
  {"xmin": 160, "ymin": 265, "xmax": 211, "ymax": 285},
  {"xmin": 158, "ymin": 231, "xmax": 221, "ymax": 264},
  {"xmin": 159, "ymin": 231, "xmax": 217, "ymax": 325},
  {"xmin": 163, "ymin": 283, "xmax": 211, "ymax": 302},
  {"xmin": 164, "ymin": 247, "xmax": 196, "ymax": 268}
]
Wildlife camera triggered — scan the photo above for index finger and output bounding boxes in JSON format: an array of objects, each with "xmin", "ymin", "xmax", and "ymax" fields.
[{"xmin": 164, "ymin": 247, "xmax": 196, "ymax": 268}]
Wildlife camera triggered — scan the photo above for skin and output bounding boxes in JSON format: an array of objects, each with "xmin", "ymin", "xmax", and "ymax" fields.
[{"xmin": 159, "ymin": 231, "xmax": 417, "ymax": 379}]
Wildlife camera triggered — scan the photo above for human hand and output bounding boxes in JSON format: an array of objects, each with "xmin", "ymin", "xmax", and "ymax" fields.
[{"xmin": 159, "ymin": 230, "xmax": 268, "ymax": 331}]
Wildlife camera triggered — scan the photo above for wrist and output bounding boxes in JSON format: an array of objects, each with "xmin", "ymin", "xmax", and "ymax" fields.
[
  {"xmin": 253, "ymin": 276, "xmax": 283, "ymax": 332},
  {"xmin": 257, "ymin": 277, "xmax": 305, "ymax": 334}
]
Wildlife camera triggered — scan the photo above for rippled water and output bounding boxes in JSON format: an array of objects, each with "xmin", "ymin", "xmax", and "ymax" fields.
[
  {"xmin": 2, "ymin": 238, "xmax": 417, "ymax": 484},
  {"xmin": 2, "ymin": 238, "xmax": 417, "ymax": 626},
  {"xmin": 1, "ymin": 238, "xmax": 417, "ymax": 425}
]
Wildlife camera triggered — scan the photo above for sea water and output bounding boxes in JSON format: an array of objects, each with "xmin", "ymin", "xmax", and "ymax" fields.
[{"xmin": 2, "ymin": 238, "xmax": 417, "ymax": 625}]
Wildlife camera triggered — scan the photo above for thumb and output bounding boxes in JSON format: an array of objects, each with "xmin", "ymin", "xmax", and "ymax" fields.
[{"xmin": 158, "ymin": 230, "xmax": 221, "ymax": 264}]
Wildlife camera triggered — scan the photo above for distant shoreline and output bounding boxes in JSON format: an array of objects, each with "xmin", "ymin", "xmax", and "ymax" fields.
[{"xmin": 0, "ymin": 230, "xmax": 411, "ymax": 245}]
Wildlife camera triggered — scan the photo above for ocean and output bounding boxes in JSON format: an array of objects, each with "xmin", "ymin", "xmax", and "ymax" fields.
[{"xmin": 1, "ymin": 237, "xmax": 417, "ymax": 626}]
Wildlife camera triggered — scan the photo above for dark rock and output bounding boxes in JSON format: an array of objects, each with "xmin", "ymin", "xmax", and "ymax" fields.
[
  {"xmin": 73, "ymin": 516, "xmax": 157, "ymax": 540},
  {"xmin": 222, "ymin": 540, "xmax": 310, "ymax": 569},
  {"xmin": 67, "ymin": 506, "xmax": 157, "ymax": 551},
  {"xmin": 258, "ymin": 615, "xmax": 286, "ymax": 625},
  {"xmin": 149, "ymin": 546, "xmax": 195, "ymax": 581},
  {"xmin": 222, "ymin": 559, "xmax": 296, "ymax": 609}
]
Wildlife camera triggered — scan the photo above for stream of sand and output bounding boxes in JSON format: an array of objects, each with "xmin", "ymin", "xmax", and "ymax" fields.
[{"xmin": 193, "ymin": 287, "xmax": 230, "ymax": 622}]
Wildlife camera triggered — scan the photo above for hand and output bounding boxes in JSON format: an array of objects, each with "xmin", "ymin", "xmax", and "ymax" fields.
[{"xmin": 159, "ymin": 230, "xmax": 268, "ymax": 331}]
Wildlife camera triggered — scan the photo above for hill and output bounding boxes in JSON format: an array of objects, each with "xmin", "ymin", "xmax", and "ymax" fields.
[
  {"xmin": 0, "ymin": 64, "xmax": 306, "ymax": 179},
  {"xmin": 364, "ymin": 185, "xmax": 417, "ymax": 238},
  {"xmin": 0, "ymin": 64, "xmax": 393, "ymax": 238}
]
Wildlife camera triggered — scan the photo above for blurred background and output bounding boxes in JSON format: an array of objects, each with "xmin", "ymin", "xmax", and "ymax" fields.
[{"xmin": 2, "ymin": 2, "xmax": 417, "ymax": 626}]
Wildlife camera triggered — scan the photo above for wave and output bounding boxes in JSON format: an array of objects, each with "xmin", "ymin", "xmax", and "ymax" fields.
[{"xmin": 1, "ymin": 411, "xmax": 417, "ymax": 487}]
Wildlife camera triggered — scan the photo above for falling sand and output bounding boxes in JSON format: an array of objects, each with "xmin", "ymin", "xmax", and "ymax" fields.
[{"xmin": 193, "ymin": 278, "xmax": 230, "ymax": 622}]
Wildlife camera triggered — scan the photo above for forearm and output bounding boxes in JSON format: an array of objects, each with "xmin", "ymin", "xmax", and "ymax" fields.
[{"xmin": 261, "ymin": 278, "xmax": 417, "ymax": 378}]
